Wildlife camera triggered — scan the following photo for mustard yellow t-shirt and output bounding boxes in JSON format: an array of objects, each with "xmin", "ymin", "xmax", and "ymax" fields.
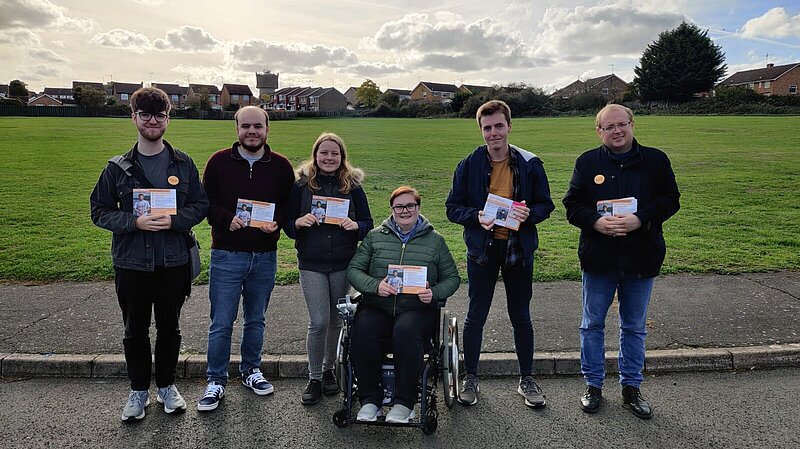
[{"xmin": 489, "ymin": 157, "xmax": 513, "ymax": 240}]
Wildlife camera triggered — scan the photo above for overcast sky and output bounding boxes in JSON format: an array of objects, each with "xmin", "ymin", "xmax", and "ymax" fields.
[{"xmin": 2, "ymin": 0, "xmax": 799, "ymax": 94}]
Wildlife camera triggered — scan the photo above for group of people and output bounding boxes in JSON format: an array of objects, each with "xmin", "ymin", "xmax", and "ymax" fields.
[{"xmin": 90, "ymin": 87, "xmax": 679, "ymax": 425}]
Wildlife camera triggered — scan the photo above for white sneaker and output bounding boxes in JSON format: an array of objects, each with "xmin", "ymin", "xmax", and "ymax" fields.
[
  {"xmin": 356, "ymin": 403, "xmax": 381, "ymax": 422},
  {"xmin": 385, "ymin": 404, "xmax": 415, "ymax": 423}
]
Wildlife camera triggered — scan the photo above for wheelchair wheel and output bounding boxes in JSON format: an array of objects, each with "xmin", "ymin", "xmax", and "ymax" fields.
[
  {"xmin": 335, "ymin": 327, "xmax": 348, "ymax": 393},
  {"xmin": 422, "ymin": 410, "xmax": 438, "ymax": 435},
  {"xmin": 333, "ymin": 409, "xmax": 349, "ymax": 428},
  {"xmin": 441, "ymin": 311, "xmax": 460, "ymax": 408}
]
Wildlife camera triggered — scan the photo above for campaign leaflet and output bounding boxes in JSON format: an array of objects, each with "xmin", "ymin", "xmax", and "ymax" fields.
[
  {"xmin": 483, "ymin": 193, "xmax": 523, "ymax": 230},
  {"xmin": 237, "ymin": 198, "xmax": 275, "ymax": 227},
  {"xmin": 133, "ymin": 188, "xmax": 176, "ymax": 216},
  {"xmin": 387, "ymin": 264, "xmax": 427, "ymax": 294},
  {"xmin": 596, "ymin": 197, "xmax": 638, "ymax": 217},
  {"xmin": 311, "ymin": 195, "xmax": 350, "ymax": 225}
]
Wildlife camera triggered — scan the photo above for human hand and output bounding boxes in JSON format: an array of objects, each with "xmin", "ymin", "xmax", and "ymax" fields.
[
  {"xmin": 229, "ymin": 216, "xmax": 246, "ymax": 231},
  {"xmin": 478, "ymin": 210, "xmax": 495, "ymax": 231},
  {"xmin": 511, "ymin": 200, "xmax": 530, "ymax": 222},
  {"xmin": 260, "ymin": 221, "xmax": 279, "ymax": 233},
  {"xmin": 340, "ymin": 218, "xmax": 359, "ymax": 231},
  {"xmin": 593, "ymin": 214, "xmax": 641, "ymax": 237},
  {"xmin": 136, "ymin": 214, "xmax": 171, "ymax": 231},
  {"xmin": 377, "ymin": 277, "xmax": 398, "ymax": 297},
  {"xmin": 418, "ymin": 282, "xmax": 433, "ymax": 303},
  {"xmin": 295, "ymin": 213, "xmax": 319, "ymax": 229}
]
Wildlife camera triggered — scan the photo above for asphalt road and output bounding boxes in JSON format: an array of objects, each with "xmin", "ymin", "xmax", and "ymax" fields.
[{"xmin": 2, "ymin": 368, "xmax": 798, "ymax": 448}]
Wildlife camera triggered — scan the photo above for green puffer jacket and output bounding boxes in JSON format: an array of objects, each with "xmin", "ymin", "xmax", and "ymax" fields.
[{"xmin": 347, "ymin": 215, "xmax": 460, "ymax": 316}]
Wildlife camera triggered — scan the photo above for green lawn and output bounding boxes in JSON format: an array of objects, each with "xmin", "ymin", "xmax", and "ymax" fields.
[{"xmin": 0, "ymin": 115, "xmax": 798, "ymax": 283}]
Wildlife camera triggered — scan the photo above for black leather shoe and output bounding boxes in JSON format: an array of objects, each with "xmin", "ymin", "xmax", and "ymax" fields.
[
  {"xmin": 622, "ymin": 385, "xmax": 653, "ymax": 419},
  {"xmin": 301, "ymin": 379, "xmax": 322, "ymax": 405},
  {"xmin": 580, "ymin": 386, "xmax": 602, "ymax": 413}
]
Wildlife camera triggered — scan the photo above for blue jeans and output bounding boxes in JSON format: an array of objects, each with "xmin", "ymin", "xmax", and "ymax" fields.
[
  {"xmin": 206, "ymin": 249, "xmax": 276, "ymax": 384},
  {"xmin": 463, "ymin": 239, "xmax": 535, "ymax": 377},
  {"xmin": 580, "ymin": 271, "xmax": 654, "ymax": 389}
]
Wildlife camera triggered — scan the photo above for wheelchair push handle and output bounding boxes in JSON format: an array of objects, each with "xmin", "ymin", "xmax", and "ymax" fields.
[{"xmin": 336, "ymin": 295, "xmax": 358, "ymax": 317}]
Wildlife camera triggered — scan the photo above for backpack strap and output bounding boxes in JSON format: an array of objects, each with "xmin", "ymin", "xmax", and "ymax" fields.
[{"xmin": 108, "ymin": 155, "xmax": 153, "ymax": 188}]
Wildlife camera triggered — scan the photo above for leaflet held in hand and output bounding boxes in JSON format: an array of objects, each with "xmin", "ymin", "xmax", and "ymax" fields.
[
  {"xmin": 237, "ymin": 198, "xmax": 275, "ymax": 227},
  {"xmin": 311, "ymin": 195, "xmax": 350, "ymax": 225},
  {"xmin": 596, "ymin": 197, "xmax": 638, "ymax": 216},
  {"xmin": 133, "ymin": 188, "xmax": 176, "ymax": 216},
  {"xmin": 483, "ymin": 193, "xmax": 523, "ymax": 230},
  {"xmin": 387, "ymin": 264, "xmax": 427, "ymax": 294}
]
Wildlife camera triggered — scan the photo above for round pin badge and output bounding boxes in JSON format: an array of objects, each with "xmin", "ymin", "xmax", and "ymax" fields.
[
  {"xmin": 168, "ymin": 176, "xmax": 180, "ymax": 185},
  {"xmin": 594, "ymin": 174, "xmax": 605, "ymax": 185}
]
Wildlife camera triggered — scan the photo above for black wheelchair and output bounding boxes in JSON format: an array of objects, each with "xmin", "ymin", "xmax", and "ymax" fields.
[{"xmin": 331, "ymin": 294, "xmax": 461, "ymax": 434}]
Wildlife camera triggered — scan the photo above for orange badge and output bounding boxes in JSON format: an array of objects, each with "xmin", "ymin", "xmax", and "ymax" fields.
[
  {"xmin": 594, "ymin": 174, "xmax": 605, "ymax": 185},
  {"xmin": 168, "ymin": 176, "xmax": 179, "ymax": 185}
]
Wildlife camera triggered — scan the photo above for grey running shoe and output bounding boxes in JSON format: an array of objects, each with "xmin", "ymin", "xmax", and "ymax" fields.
[
  {"xmin": 459, "ymin": 374, "xmax": 479, "ymax": 406},
  {"xmin": 197, "ymin": 382, "xmax": 226, "ymax": 412},
  {"xmin": 518, "ymin": 375, "xmax": 546, "ymax": 408},
  {"xmin": 356, "ymin": 403, "xmax": 381, "ymax": 422},
  {"xmin": 157, "ymin": 384, "xmax": 187, "ymax": 414},
  {"xmin": 121, "ymin": 390, "xmax": 150, "ymax": 422},
  {"xmin": 385, "ymin": 404, "xmax": 416, "ymax": 423}
]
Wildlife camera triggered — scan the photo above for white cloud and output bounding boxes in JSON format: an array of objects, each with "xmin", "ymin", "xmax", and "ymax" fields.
[
  {"xmin": 741, "ymin": 7, "xmax": 800, "ymax": 39},
  {"xmin": 51, "ymin": 40, "xmax": 65, "ymax": 48},
  {"xmin": 0, "ymin": 0, "xmax": 95, "ymax": 31},
  {"xmin": 90, "ymin": 29, "xmax": 151, "ymax": 53},
  {"xmin": 29, "ymin": 47, "xmax": 67, "ymax": 63},
  {"xmin": 0, "ymin": 29, "xmax": 41, "ymax": 45},
  {"xmin": 346, "ymin": 61, "xmax": 406, "ymax": 77},
  {"xmin": 532, "ymin": 2, "xmax": 686, "ymax": 62},
  {"xmin": 365, "ymin": 13, "xmax": 546, "ymax": 71},
  {"xmin": 153, "ymin": 26, "xmax": 221, "ymax": 52},
  {"xmin": 231, "ymin": 40, "xmax": 359, "ymax": 74},
  {"xmin": 21, "ymin": 64, "xmax": 61, "ymax": 81}
]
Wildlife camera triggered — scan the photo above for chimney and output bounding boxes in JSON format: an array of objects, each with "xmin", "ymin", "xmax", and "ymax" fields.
[{"xmin": 767, "ymin": 63, "xmax": 774, "ymax": 68}]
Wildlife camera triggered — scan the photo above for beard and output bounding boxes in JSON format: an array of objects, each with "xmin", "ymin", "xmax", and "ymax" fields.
[
  {"xmin": 138, "ymin": 125, "xmax": 166, "ymax": 142},
  {"xmin": 239, "ymin": 136, "xmax": 266, "ymax": 153}
]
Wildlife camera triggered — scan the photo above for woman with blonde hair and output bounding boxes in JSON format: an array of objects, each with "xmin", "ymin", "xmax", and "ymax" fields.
[{"xmin": 285, "ymin": 132, "xmax": 373, "ymax": 405}]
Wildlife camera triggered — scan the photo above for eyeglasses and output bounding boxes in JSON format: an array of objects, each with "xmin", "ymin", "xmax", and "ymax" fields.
[
  {"xmin": 599, "ymin": 121, "xmax": 631, "ymax": 132},
  {"xmin": 136, "ymin": 111, "xmax": 169, "ymax": 123},
  {"xmin": 391, "ymin": 203, "xmax": 418, "ymax": 213}
]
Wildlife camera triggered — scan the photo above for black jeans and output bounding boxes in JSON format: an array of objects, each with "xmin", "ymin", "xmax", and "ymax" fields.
[
  {"xmin": 115, "ymin": 265, "xmax": 187, "ymax": 390},
  {"xmin": 351, "ymin": 306, "xmax": 437, "ymax": 409}
]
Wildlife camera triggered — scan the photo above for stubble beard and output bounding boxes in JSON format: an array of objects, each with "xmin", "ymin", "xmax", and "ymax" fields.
[{"xmin": 240, "ymin": 137, "xmax": 266, "ymax": 153}]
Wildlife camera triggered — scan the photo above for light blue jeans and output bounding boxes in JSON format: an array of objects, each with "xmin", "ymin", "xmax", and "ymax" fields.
[
  {"xmin": 206, "ymin": 249, "xmax": 276, "ymax": 384},
  {"xmin": 580, "ymin": 270, "xmax": 654, "ymax": 389}
]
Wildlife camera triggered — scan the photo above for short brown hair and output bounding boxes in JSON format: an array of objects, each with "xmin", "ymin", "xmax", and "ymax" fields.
[
  {"xmin": 234, "ymin": 105, "xmax": 270, "ymax": 126},
  {"xmin": 389, "ymin": 185, "xmax": 421, "ymax": 206},
  {"xmin": 130, "ymin": 87, "xmax": 171, "ymax": 114},
  {"xmin": 476, "ymin": 100, "xmax": 511, "ymax": 127}
]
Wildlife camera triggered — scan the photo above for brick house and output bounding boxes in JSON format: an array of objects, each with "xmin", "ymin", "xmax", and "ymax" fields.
[
  {"xmin": 110, "ymin": 82, "xmax": 143, "ymax": 104},
  {"xmin": 410, "ymin": 81, "xmax": 460, "ymax": 103},
  {"xmin": 152, "ymin": 83, "xmax": 188, "ymax": 108},
  {"xmin": 269, "ymin": 86, "xmax": 347, "ymax": 112},
  {"xmin": 42, "ymin": 87, "xmax": 74, "ymax": 102},
  {"xmin": 28, "ymin": 93, "xmax": 62, "ymax": 106},
  {"xmin": 221, "ymin": 84, "xmax": 253, "ymax": 108},
  {"xmin": 717, "ymin": 62, "xmax": 800, "ymax": 96},
  {"xmin": 385, "ymin": 88, "xmax": 412, "ymax": 101},
  {"xmin": 459, "ymin": 84, "xmax": 492, "ymax": 96},
  {"xmin": 551, "ymin": 74, "xmax": 629, "ymax": 100},
  {"xmin": 187, "ymin": 84, "xmax": 221, "ymax": 109},
  {"xmin": 343, "ymin": 87, "xmax": 359, "ymax": 106}
]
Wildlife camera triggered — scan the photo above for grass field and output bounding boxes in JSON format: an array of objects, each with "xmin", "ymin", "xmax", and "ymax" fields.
[{"xmin": 0, "ymin": 115, "xmax": 798, "ymax": 284}]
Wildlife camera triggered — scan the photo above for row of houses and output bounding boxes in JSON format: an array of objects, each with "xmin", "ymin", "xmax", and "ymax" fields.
[{"xmin": 0, "ymin": 81, "xmax": 256, "ymax": 109}]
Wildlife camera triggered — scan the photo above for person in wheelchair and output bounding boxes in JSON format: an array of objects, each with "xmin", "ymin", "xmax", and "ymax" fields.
[{"xmin": 347, "ymin": 185, "xmax": 460, "ymax": 423}]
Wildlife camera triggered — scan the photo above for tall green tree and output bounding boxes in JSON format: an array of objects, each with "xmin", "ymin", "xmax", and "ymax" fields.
[
  {"xmin": 74, "ymin": 87, "xmax": 107, "ymax": 110},
  {"xmin": 356, "ymin": 79, "xmax": 381, "ymax": 108},
  {"xmin": 633, "ymin": 22, "xmax": 726, "ymax": 102},
  {"xmin": 9, "ymin": 80, "xmax": 29, "ymax": 99}
]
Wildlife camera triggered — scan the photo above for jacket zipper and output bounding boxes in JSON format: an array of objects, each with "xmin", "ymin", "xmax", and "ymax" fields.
[{"xmin": 394, "ymin": 242, "xmax": 407, "ymax": 316}]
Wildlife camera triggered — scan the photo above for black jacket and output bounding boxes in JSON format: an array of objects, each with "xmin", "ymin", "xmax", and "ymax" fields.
[
  {"xmin": 90, "ymin": 141, "xmax": 209, "ymax": 271},
  {"xmin": 284, "ymin": 174, "xmax": 373, "ymax": 272},
  {"xmin": 562, "ymin": 139, "xmax": 680, "ymax": 277}
]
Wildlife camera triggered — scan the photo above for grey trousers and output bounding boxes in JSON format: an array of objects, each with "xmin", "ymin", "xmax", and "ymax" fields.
[{"xmin": 299, "ymin": 269, "xmax": 348, "ymax": 380}]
